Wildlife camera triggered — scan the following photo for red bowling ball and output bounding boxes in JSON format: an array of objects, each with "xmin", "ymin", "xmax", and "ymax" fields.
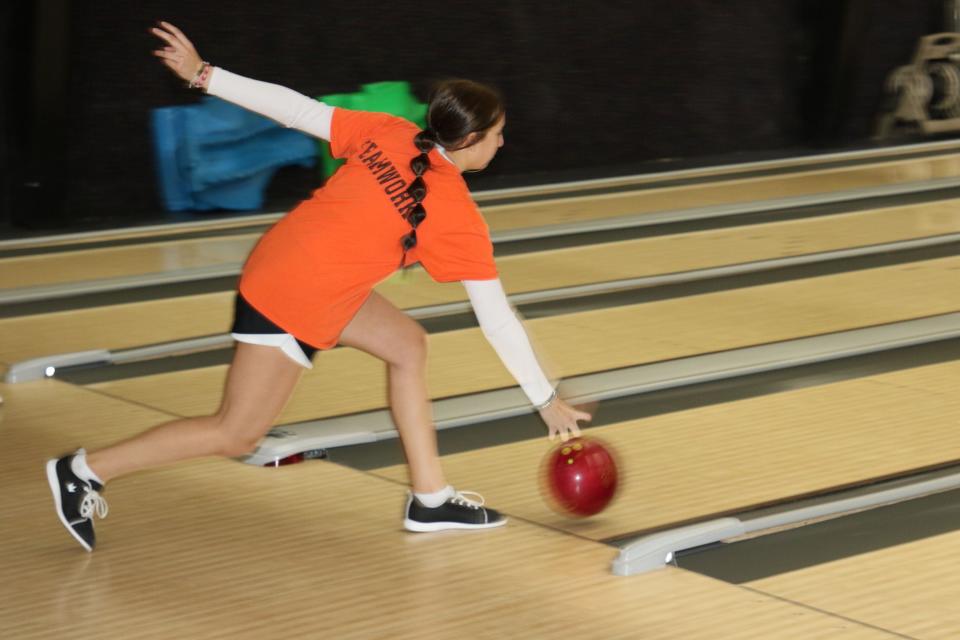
[{"xmin": 542, "ymin": 437, "xmax": 619, "ymax": 517}]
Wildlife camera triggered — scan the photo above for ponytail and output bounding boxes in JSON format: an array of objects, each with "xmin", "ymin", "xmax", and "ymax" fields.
[
  {"xmin": 398, "ymin": 79, "xmax": 503, "ymax": 265},
  {"xmin": 399, "ymin": 128, "xmax": 437, "ymax": 261}
]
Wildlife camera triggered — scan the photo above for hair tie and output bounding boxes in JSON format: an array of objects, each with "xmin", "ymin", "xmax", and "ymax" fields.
[
  {"xmin": 414, "ymin": 128, "xmax": 438, "ymax": 154},
  {"xmin": 402, "ymin": 130, "xmax": 434, "ymax": 266}
]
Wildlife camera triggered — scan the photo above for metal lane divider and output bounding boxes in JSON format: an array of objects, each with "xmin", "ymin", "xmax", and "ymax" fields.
[
  {"xmin": 243, "ymin": 313, "xmax": 960, "ymax": 465},
  {"xmin": 5, "ymin": 234, "xmax": 960, "ymax": 384},
  {"xmin": 611, "ymin": 471, "xmax": 960, "ymax": 577},
  {"xmin": 3, "ymin": 335, "xmax": 233, "ymax": 384},
  {"xmin": 0, "ymin": 263, "xmax": 244, "ymax": 306}
]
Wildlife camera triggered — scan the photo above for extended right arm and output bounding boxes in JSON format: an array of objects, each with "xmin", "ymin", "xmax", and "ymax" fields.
[
  {"xmin": 150, "ymin": 21, "xmax": 332, "ymax": 140},
  {"xmin": 206, "ymin": 68, "xmax": 333, "ymax": 141}
]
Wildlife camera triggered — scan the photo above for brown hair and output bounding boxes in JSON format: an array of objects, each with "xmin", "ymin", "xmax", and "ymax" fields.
[{"xmin": 400, "ymin": 79, "xmax": 504, "ymax": 261}]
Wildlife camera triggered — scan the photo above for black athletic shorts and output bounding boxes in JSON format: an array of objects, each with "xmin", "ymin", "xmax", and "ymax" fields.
[{"xmin": 230, "ymin": 293, "xmax": 319, "ymax": 360}]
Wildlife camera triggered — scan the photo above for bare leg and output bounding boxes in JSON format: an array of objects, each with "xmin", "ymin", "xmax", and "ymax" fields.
[
  {"xmin": 338, "ymin": 292, "xmax": 445, "ymax": 493},
  {"xmin": 86, "ymin": 343, "xmax": 303, "ymax": 483}
]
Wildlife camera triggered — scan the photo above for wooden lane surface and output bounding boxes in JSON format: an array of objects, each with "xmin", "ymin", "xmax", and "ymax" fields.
[
  {"xmin": 0, "ymin": 234, "xmax": 258, "ymax": 290},
  {"xmin": 373, "ymin": 360, "xmax": 960, "ymax": 542},
  {"xmin": 0, "ymin": 291, "xmax": 237, "ymax": 366},
  {"xmin": 86, "ymin": 256, "xmax": 960, "ymax": 424},
  {"xmin": 483, "ymin": 153, "xmax": 960, "ymax": 231},
  {"xmin": 747, "ymin": 528, "xmax": 960, "ymax": 639},
  {"xmin": 0, "ymin": 381, "xmax": 887, "ymax": 639},
  {"xmin": 4, "ymin": 152, "xmax": 960, "ymax": 290},
  {"xmin": 3, "ymin": 199, "xmax": 959, "ymax": 365}
]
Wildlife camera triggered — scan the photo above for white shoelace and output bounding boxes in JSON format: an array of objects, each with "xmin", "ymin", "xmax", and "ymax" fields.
[
  {"xmin": 79, "ymin": 490, "xmax": 109, "ymax": 520},
  {"xmin": 451, "ymin": 491, "xmax": 485, "ymax": 510}
]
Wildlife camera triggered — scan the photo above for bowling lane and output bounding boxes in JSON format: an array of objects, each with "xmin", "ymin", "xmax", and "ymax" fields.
[
  {"xmin": 483, "ymin": 153, "xmax": 960, "ymax": 232},
  {"xmin": 86, "ymin": 256, "xmax": 960, "ymax": 423},
  {"xmin": 371, "ymin": 360, "xmax": 960, "ymax": 542},
  {"xmin": 3, "ymin": 199, "xmax": 959, "ymax": 364},
  {"xmin": 746, "ymin": 527, "xmax": 960, "ymax": 639},
  {"xmin": 4, "ymin": 151, "xmax": 960, "ymax": 292},
  {"xmin": 0, "ymin": 292, "xmax": 236, "ymax": 366},
  {"xmin": 479, "ymin": 139, "xmax": 960, "ymax": 199},
  {"xmin": 0, "ymin": 380, "xmax": 887, "ymax": 639},
  {"xmin": 6, "ymin": 138, "xmax": 960, "ymax": 255},
  {"xmin": 0, "ymin": 233, "xmax": 257, "ymax": 290}
]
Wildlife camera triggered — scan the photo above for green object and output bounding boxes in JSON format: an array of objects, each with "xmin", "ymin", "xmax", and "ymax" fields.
[{"xmin": 316, "ymin": 81, "xmax": 428, "ymax": 179}]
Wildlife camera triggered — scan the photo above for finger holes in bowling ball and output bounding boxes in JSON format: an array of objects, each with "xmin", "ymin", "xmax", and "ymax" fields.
[{"xmin": 540, "ymin": 436, "xmax": 619, "ymax": 517}]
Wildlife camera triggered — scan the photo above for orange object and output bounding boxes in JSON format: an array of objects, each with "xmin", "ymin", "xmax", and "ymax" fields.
[{"xmin": 239, "ymin": 108, "xmax": 497, "ymax": 349}]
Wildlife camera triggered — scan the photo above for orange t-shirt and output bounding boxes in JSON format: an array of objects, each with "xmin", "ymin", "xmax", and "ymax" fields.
[{"xmin": 238, "ymin": 108, "xmax": 498, "ymax": 349}]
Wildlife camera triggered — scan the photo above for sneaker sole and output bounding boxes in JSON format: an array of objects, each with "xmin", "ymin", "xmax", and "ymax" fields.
[
  {"xmin": 45, "ymin": 459, "xmax": 93, "ymax": 552},
  {"xmin": 403, "ymin": 518, "xmax": 508, "ymax": 532}
]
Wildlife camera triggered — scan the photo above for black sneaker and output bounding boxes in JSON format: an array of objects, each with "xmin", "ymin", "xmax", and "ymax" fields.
[
  {"xmin": 45, "ymin": 450, "xmax": 108, "ymax": 552},
  {"xmin": 404, "ymin": 490, "xmax": 507, "ymax": 532}
]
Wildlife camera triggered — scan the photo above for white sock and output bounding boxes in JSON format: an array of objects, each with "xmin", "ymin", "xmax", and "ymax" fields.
[
  {"xmin": 414, "ymin": 485, "xmax": 455, "ymax": 508},
  {"xmin": 70, "ymin": 449, "xmax": 105, "ymax": 486}
]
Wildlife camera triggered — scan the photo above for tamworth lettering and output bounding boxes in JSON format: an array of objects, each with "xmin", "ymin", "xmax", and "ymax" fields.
[{"xmin": 358, "ymin": 140, "xmax": 417, "ymax": 216}]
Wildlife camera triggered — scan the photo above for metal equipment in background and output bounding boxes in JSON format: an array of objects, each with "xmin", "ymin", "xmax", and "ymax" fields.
[
  {"xmin": 878, "ymin": 32, "xmax": 960, "ymax": 138},
  {"xmin": 878, "ymin": 2, "xmax": 960, "ymax": 139}
]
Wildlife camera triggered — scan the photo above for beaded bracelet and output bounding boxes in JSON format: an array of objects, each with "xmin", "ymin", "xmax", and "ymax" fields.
[
  {"xmin": 188, "ymin": 61, "xmax": 212, "ymax": 89},
  {"xmin": 534, "ymin": 389, "xmax": 558, "ymax": 411}
]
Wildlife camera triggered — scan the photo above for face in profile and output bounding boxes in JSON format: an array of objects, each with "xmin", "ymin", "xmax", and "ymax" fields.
[{"xmin": 465, "ymin": 115, "xmax": 506, "ymax": 171}]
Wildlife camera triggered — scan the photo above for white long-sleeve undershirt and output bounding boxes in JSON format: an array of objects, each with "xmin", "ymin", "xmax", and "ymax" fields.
[
  {"xmin": 206, "ymin": 67, "xmax": 334, "ymax": 140},
  {"xmin": 463, "ymin": 279, "xmax": 555, "ymax": 406},
  {"xmin": 207, "ymin": 68, "xmax": 555, "ymax": 406}
]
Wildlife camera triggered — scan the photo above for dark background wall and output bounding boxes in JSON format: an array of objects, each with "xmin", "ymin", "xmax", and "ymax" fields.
[{"xmin": 1, "ymin": 0, "xmax": 949, "ymax": 229}]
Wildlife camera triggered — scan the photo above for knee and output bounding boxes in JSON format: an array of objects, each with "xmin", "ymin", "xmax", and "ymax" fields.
[
  {"xmin": 219, "ymin": 431, "xmax": 263, "ymax": 458},
  {"xmin": 214, "ymin": 414, "xmax": 268, "ymax": 458},
  {"xmin": 392, "ymin": 324, "xmax": 428, "ymax": 368}
]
